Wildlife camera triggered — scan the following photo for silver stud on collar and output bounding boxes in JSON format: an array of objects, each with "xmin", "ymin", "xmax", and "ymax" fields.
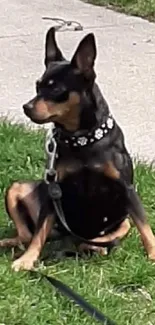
[
  {"xmin": 107, "ymin": 117, "xmax": 114, "ymax": 129},
  {"xmin": 94, "ymin": 128, "xmax": 104, "ymax": 140},
  {"xmin": 103, "ymin": 217, "xmax": 108, "ymax": 223},
  {"xmin": 57, "ymin": 113, "xmax": 114, "ymax": 148},
  {"xmin": 77, "ymin": 136, "xmax": 88, "ymax": 146}
]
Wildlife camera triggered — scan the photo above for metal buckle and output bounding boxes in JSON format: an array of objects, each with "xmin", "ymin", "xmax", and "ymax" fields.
[
  {"xmin": 44, "ymin": 127, "xmax": 58, "ymax": 184},
  {"xmin": 44, "ymin": 169, "xmax": 57, "ymax": 184}
]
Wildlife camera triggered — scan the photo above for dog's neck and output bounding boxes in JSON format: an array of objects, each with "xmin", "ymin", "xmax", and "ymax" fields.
[
  {"xmin": 53, "ymin": 84, "xmax": 114, "ymax": 148},
  {"xmin": 79, "ymin": 83, "xmax": 110, "ymax": 132},
  {"xmin": 55, "ymin": 83, "xmax": 110, "ymax": 137}
]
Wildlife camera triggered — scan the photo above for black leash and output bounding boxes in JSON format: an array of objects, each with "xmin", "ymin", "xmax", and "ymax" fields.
[{"xmin": 31, "ymin": 270, "xmax": 117, "ymax": 325}]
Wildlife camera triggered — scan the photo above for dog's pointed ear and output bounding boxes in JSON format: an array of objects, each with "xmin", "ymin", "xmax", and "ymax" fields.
[
  {"xmin": 44, "ymin": 27, "xmax": 64, "ymax": 67},
  {"xmin": 71, "ymin": 33, "xmax": 96, "ymax": 80}
]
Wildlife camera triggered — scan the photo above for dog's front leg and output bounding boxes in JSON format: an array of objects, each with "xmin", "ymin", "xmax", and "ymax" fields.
[
  {"xmin": 103, "ymin": 161, "xmax": 155, "ymax": 260},
  {"xmin": 12, "ymin": 200, "xmax": 55, "ymax": 271}
]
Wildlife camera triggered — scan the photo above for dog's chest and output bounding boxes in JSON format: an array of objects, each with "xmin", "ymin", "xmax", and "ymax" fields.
[{"xmin": 56, "ymin": 159, "xmax": 128, "ymax": 239}]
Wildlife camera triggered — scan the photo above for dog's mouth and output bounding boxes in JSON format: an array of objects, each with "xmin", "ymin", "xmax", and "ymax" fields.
[
  {"xmin": 26, "ymin": 114, "xmax": 57, "ymax": 125},
  {"xmin": 23, "ymin": 101, "xmax": 59, "ymax": 124}
]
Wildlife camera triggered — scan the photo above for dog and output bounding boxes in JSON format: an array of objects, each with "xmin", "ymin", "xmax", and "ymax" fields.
[{"xmin": 1, "ymin": 27, "xmax": 155, "ymax": 271}]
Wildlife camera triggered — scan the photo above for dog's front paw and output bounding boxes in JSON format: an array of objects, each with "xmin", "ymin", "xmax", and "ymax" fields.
[
  {"xmin": 12, "ymin": 255, "xmax": 36, "ymax": 272},
  {"xmin": 148, "ymin": 247, "xmax": 155, "ymax": 261}
]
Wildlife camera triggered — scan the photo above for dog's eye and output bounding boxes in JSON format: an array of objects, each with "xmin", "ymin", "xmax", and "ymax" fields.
[
  {"xmin": 47, "ymin": 81, "xmax": 61, "ymax": 94},
  {"xmin": 47, "ymin": 82, "xmax": 68, "ymax": 102},
  {"xmin": 48, "ymin": 80, "xmax": 54, "ymax": 86},
  {"xmin": 49, "ymin": 82, "xmax": 66, "ymax": 94}
]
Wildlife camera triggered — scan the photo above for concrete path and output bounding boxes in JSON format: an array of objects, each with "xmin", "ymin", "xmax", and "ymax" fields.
[{"xmin": 1, "ymin": 0, "xmax": 155, "ymax": 161}]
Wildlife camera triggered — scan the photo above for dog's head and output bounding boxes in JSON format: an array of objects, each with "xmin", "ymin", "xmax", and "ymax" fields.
[{"xmin": 23, "ymin": 28, "xmax": 97, "ymax": 131}]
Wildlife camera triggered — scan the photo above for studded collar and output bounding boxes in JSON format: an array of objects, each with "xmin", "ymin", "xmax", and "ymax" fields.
[{"xmin": 54, "ymin": 113, "xmax": 115, "ymax": 148}]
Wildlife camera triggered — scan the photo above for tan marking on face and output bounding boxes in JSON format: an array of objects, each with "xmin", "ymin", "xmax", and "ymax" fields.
[{"xmin": 34, "ymin": 91, "xmax": 81, "ymax": 131}]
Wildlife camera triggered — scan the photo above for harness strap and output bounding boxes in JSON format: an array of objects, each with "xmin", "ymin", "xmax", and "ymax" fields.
[{"xmin": 31, "ymin": 271, "xmax": 117, "ymax": 325}]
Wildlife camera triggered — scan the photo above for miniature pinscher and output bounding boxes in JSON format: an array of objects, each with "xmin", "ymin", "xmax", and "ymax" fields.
[{"xmin": 1, "ymin": 27, "xmax": 155, "ymax": 271}]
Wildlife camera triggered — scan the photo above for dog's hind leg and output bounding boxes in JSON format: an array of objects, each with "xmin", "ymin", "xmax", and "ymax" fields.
[
  {"xmin": 78, "ymin": 218, "xmax": 130, "ymax": 255},
  {"xmin": 127, "ymin": 186, "xmax": 155, "ymax": 260},
  {"xmin": 0, "ymin": 181, "xmax": 43, "ymax": 247},
  {"xmin": 102, "ymin": 161, "xmax": 155, "ymax": 260}
]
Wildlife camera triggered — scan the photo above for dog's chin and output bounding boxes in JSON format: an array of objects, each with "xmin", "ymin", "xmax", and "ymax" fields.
[
  {"xmin": 29, "ymin": 117, "xmax": 50, "ymax": 125},
  {"xmin": 25, "ymin": 114, "xmax": 57, "ymax": 125}
]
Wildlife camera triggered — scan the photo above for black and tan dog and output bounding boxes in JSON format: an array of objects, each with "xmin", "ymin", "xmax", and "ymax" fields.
[{"xmin": 1, "ymin": 28, "xmax": 155, "ymax": 271}]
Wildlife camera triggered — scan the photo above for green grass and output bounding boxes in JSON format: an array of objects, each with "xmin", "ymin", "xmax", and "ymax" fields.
[
  {"xmin": 84, "ymin": 0, "xmax": 155, "ymax": 21},
  {"xmin": 1, "ymin": 122, "xmax": 155, "ymax": 324}
]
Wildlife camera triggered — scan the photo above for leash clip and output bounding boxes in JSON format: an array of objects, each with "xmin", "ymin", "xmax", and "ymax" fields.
[{"xmin": 44, "ymin": 125, "xmax": 58, "ymax": 184}]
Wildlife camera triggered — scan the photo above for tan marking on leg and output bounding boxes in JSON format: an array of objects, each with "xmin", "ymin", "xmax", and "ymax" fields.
[
  {"xmin": 6, "ymin": 182, "xmax": 32, "ymax": 242},
  {"xmin": 0, "ymin": 237, "xmax": 21, "ymax": 247},
  {"xmin": 12, "ymin": 214, "xmax": 54, "ymax": 271},
  {"xmin": 20, "ymin": 183, "xmax": 41, "ymax": 226},
  {"xmin": 101, "ymin": 164, "xmax": 155, "ymax": 260},
  {"xmin": 92, "ymin": 219, "xmax": 131, "ymax": 243},
  {"xmin": 2, "ymin": 181, "xmax": 46, "ymax": 249},
  {"xmin": 78, "ymin": 219, "xmax": 130, "ymax": 255},
  {"xmin": 128, "ymin": 187, "xmax": 155, "ymax": 260},
  {"xmin": 134, "ymin": 221, "xmax": 155, "ymax": 260},
  {"xmin": 78, "ymin": 243, "xmax": 108, "ymax": 256}
]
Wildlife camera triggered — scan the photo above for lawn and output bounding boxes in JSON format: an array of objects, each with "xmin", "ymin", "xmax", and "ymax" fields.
[
  {"xmin": 84, "ymin": 0, "xmax": 155, "ymax": 21},
  {"xmin": 1, "ymin": 122, "xmax": 155, "ymax": 324}
]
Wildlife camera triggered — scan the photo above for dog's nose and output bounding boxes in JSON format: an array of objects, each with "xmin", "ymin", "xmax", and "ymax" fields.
[{"xmin": 23, "ymin": 102, "xmax": 33, "ymax": 114}]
